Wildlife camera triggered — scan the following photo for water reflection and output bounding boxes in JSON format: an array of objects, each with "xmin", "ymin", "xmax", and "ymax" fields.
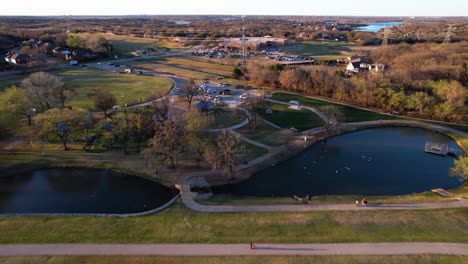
[{"xmin": 0, "ymin": 168, "xmax": 176, "ymax": 214}]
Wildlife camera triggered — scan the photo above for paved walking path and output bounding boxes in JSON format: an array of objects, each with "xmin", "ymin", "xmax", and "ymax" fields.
[
  {"xmin": 265, "ymin": 98, "xmax": 330, "ymax": 123},
  {"xmin": 0, "ymin": 243, "xmax": 467, "ymax": 256}
]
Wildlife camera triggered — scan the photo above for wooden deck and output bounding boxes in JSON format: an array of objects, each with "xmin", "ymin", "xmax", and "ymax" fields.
[{"xmin": 424, "ymin": 142, "xmax": 448, "ymax": 156}]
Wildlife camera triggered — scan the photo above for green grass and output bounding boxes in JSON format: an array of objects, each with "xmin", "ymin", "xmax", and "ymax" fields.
[
  {"xmin": 257, "ymin": 102, "xmax": 324, "ymax": 131},
  {"xmin": 1, "ymin": 256, "xmax": 467, "ymax": 264},
  {"xmin": 0, "ymin": 203, "xmax": 467, "ymax": 243},
  {"xmin": 0, "ymin": 68, "xmax": 173, "ymax": 110},
  {"xmin": 57, "ymin": 69, "xmax": 172, "ymax": 110},
  {"xmin": 272, "ymin": 92, "xmax": 394, "ymax": 123},
  {"xmin": 235, "ymin": 122, "xmax": 290, "ymax": 147},
  {"xmin": 131, "ymin": 57, "xmax": 235, "ymax": 80},
  {"xmin": 212, "ymin": 108, "xmax": 246, "ymax": 129},
  {"xmin": 285, "ymin": 41, "xmax": 355, "ymax": 58},
  {"xmin": 272, "ymin": 92, "xmax": 468, "ymax": 132}
]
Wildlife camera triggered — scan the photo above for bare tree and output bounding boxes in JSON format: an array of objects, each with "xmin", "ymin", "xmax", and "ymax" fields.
[
  {"xmin": 21, "ymin": 72, "xmax": 69, "ymax": 109},
  {"xmin": 318, "ymin": 105, "xmax": 344, "ymax": 128},
  {"xmin": 216, "ymin": 130, "xmax": 240, "ymax": 177},
  {"xmin": 93, "ymin": 90, "xmax": 116, "ymax": 117},
  {"xmin": 181, "ymin": 79, "xmax": 198, "ymax": 109},
  {"xmin": 144, "ymin": 119, "xmax": 186, "ymax": 169}
]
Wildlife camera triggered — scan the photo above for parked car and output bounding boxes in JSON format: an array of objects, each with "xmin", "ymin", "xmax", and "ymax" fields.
[{"xmin": 222, "ymin": 89, "xmax": 231, "ymax": 95}]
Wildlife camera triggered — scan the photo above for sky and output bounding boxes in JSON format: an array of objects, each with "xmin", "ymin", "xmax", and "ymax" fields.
[{"xmin": 1, "ymin": 0, "xmax": 467, "ymax": 17}]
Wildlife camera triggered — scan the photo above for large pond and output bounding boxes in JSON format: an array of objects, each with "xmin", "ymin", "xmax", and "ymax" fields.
[
  {"xmin": 216, "ymin": 127, "xmax": 464, "ymax": 197},
  {"xmin": 0, "ymin": 168, "xmax": 177, "ymax": 214},
  {"xmin": 355, "ymin": 22, "xmax": 403, "ymax": 32}
]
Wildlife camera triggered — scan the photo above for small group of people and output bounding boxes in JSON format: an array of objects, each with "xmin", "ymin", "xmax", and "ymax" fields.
[{"xmin": 355, "ymin": 197, "xmax": 368, "ymax": 206}]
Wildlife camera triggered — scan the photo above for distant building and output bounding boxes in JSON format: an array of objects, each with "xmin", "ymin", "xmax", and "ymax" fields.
[
  {"xmin": 346, "ymin": 61, "xmax": 361, "ymax": 74},
  {"xmin": 223, "ymin": 37, "xmax": 288, "ymax": 51},
  {"xmin": 4, "ymin": 51, "xmax": 30, "ymax": 65}
]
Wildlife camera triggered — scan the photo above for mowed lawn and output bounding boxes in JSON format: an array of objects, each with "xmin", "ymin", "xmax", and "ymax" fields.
[
  {"xmin": 131, "ymin": 57, "xmax": 235, "ymax": 80},
  {"xmin": 256, "ymin": 102, "xmax": 324, "ymax": 131},
  {"xmin": 272, "ymin": 92, "xmax": 468, "ymax": 132},
  {"xmin": 0, "ymin": 204, "xmax": 467, "ymax": 244},
  {"xmin": 57, "ymin": 69, "xmax": 172, "ymax": 110},
  {"xmin": 285, "ymin": 40, "xmax": 355, "ymax": 58},
  {"xmin": 0, "ymin": 68, "xmax": 172, "ymax": 110}
]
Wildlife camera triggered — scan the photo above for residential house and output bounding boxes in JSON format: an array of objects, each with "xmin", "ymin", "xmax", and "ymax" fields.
[{"xmin": 4, "ymin": 51, "xmax": 30, "ymax": 64}]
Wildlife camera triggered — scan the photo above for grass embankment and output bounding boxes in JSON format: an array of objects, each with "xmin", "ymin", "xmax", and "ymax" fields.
[
  {"xmin": 0, "ymin": 203, "xmax": 467, "ymax": 243},
  {"xmin": 272, "ymin": 92, "xmax": 468, "ymax": 132},
  {"xmin": 131, "ymin": 57, "xmax": 235, "ymax": 80},
  {"xmin": 1, "ymin": 256, "xmax": 467, "ymax": 264},
  {"xmin": 0, "ymin": 68, "xmax": 173, "ymax": 110},
  {"xmin": 256, "ymin": 102, "xmax": 324, "ymax": 131},
  {"xmin": 197, "ymin": 190, "xmax": 463, "ymax": 206},
  {"xmin": 212, "ymin": 108, "xmax": 246, "ymax": 129},
  {"xmin": 235, "ymin": 122, "xmax": 290, "ymax": 147}
]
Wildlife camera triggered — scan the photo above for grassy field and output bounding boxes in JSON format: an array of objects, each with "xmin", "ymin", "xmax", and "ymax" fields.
[
  {"xmin": 1, "ymin": 255, "xmax": 467, "ymax": 264},
  {"xmin": 0, "ymin": 203, "xmax": 467, "ymax": 244},
  {"xmin": 212, "ymin": 108, "xmax": 246, "ymax": 129},
  {"xmin": 0, "ymin": 68, "xmax": 173, "ymax": 110},
  {"xmin": 256, "ymin": 102, "xmax": 324, "ymax": 131},
  {"xmin": 235, "ymin": 122, "xmax": 290, "ymax": 147},
  {"xmin": 272, "ymin": 92, "xmax": 468, "ymax": 132},
  {"xmin": 285, "ymin": 41, "xmax": 355, "ymax": 58},
  {"xmin": 272, "ymin": 92, "xmax": 393, "ymax": 123},
  {"xmin": 75, "ymin": 33, "xmax": 188, "ymax": 56},
  {"xmin": 131, "ymin": 57, "xmax": 235, "ymax": 80}
]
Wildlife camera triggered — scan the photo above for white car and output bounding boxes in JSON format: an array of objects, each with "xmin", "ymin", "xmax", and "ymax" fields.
[{"xmin": 239, "ymin": 94, "xmax": 248, "ymax": 99}]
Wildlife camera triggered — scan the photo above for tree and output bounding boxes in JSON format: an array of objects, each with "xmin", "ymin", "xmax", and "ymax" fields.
[
  {"xmin": 232, "ymin": 67, "xmax": 243, "ymax": 79},
  {"xmin": 93, "ymin": 90, "xmax": 116, "ymax": 117},
  {"xmin": 389, "ymin": 91, "xmax": 407, "ymax": 113},
  {"xmin": 318, "ymin": 105, "xmax": 344, "ymax": 127},
  {"xmin": 185, "ymin": 110, "xmax": 215, "ymax": 167},
  {"xmin": 66, "ymin": 35, "xmax": 87, "ymax": 49},
  {"xmin": 144, "ymin": 119, "xmax": 186, "ymax": 169},
  {"xmin": 451, "ymin": 157, "xmax": 468, "ymax": 181},
  {"xmin": 181, "ymin": 79, "xmax": 198, "ymax": 109},
  {"xmin": 21, "ymin": 72, "xmax": 68, "ymax": 109},
  {"xmin": 110, "ymin": 112, "xmax": 132, "ymax": 154},
  {"xmin": 278, "ymin": 68, "xmax": 309, "ymax": 92},
  {"xmin": 408, "ymin": 92, "xmax": 434, "ymax": 114},
  {"xmin": 216, "ymin": 130, "xmax": 239, "ymax": 177},
  {"xmin": 0, "ymin": 86, "xmax": 35, "ymax": 125},
  {"xmin": 36, "ymin": 108, "xmax": 87, "ymax": 150},
  {"xmin": 130, "ymin": 110, "xmax": 155, "ymax": 152}
]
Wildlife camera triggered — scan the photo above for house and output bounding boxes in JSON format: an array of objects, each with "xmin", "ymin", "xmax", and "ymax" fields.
[
  {"xmin": 288, "ymin": 100, "xmax": 302, "ymax": 110},
  {"xmin": 4, "ymin": 51, "xmax": 30, "ymax": 64},
  {"xmin": 346, "ymin": 61, "xmax": 361, "ymax": 74}
]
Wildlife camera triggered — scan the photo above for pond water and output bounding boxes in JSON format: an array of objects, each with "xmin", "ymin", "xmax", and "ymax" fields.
[
  {"xmin": 0, "ymin": 168, "xmax": 177, "ymax": 214},
  {"xmin": 355, "ymin": 21, "xmax": 403, "ymax": 32},
  {"xmin": 215, "ymin": 127, "xmax": 464, "ymax": 197}
]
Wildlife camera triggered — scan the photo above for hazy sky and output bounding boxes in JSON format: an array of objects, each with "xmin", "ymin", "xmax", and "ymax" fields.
[{"xmin": 1, "ymin": 0, "xmax": 467, "ymax": 16}]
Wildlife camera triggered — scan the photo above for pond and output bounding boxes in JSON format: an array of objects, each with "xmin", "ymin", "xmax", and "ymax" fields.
[
  {"xmin": 355, "ymin": 21, "xmax": 403, "ymax": 32},
  {"xmin": 215, "ymin": 127, "xmax": 464, "ymax": 197},
  {"xmin": 0, "ymin": 168, "xmax": 177, "ymax": 214}
]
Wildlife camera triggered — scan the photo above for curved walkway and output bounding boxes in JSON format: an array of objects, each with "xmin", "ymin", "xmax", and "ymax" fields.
[{"xmin": 0, "ymin": 243, "xmax": 467, "ymax": 256}]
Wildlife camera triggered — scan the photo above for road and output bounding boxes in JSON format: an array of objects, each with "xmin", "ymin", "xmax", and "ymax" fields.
[{"xmin": 0, "ymin": 243, "xmax": 466, "ymax": 256}]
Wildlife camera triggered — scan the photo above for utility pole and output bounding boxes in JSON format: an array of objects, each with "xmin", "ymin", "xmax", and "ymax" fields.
[
  {"xmin": 241, "ymin": 15, "xmax": 246, "ymax": 67},
  {"xmin": 443, "ymin": 25, "xmax": 453, "ymax": 44},
  {"xmin": 382, "ymin": 28, "xmax": 391, "ymax": 46}
]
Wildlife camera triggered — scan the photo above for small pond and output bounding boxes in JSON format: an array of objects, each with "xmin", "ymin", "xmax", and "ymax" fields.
[
  {"xmin": 0, "ymin": 168, "xmax": 177, "ymax": 214},
  {"xmin": 355, "ymin": 21, "xmax": 403, "ymax": 32},
  {"xmin": 215, "ymin": 127, "xmax": 464, "ymax": 197}
]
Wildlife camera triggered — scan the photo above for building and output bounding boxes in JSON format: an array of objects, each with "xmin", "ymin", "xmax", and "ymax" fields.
[
  {"xmin": 288, "ymin": 100, "xmax": 302, "ymax": 110},
  {"xmin": 4, "ymin": 51, "xmax": 30, "ymax": 65},
  {"xmin": 223, "ymin": 37, "xmax": 288, "ymax": 51}
]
